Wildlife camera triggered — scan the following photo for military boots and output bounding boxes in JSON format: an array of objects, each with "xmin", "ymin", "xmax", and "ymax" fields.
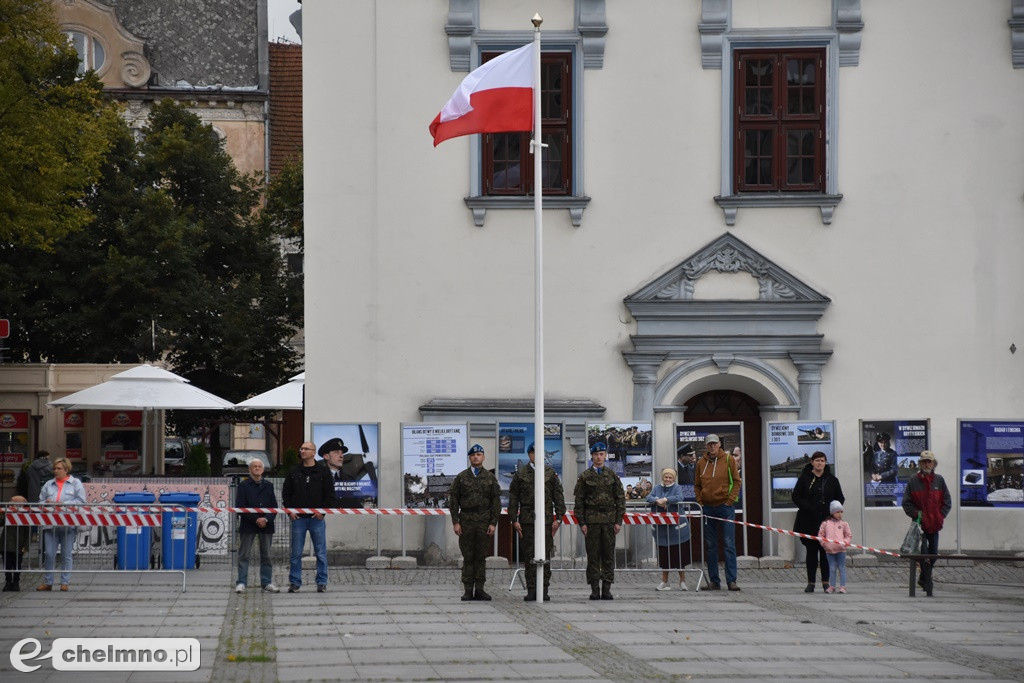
[
  {"xmin": 461, "ymin": 583, "xmax": 475, "ymax": 601},
  {"xmin": 474, "ymin": 583, "xmax": 492, "ymax": 601},
  {"xmin": 601, "ymin": 581, "xmax": 613, "ymax": 600},
  {"xmin": 589, "ymin": 581, "xmax": 601, "ymax": 600}
]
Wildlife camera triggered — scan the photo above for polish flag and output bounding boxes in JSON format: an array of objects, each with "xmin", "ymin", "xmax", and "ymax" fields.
[{"xmin": 429, "ymin": 44, "xmax": 533, "ymax": 147}]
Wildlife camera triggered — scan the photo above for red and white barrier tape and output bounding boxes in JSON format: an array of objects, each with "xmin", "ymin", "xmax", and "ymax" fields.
[
  {"xmin": 6, "ymin": 512, "xmax": 162, "ymax": 527},
  {"xmin": 4, "ymin": 506, "xmax": 696, "ymax": 527},
  {"xmin": 703, "ymin": 514, "xmax": 902, "ymax": 558}
]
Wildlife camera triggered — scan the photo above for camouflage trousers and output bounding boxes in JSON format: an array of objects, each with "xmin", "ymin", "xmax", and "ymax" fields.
[
  {"xmin": 519, "ymin": 522, "xmax": 554, "ymax": 591},
  {"xmin": 584, "ymin": 523, "xmax": 616, "ymax": 584},
  {"xmin": 459, "ymin": 522, "xmax": 490, "ymax": 586}
]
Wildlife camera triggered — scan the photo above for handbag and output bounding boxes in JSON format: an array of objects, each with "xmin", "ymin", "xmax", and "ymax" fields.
[{"xmin": 899, "ymin": 514, "xmax": 923, "ymax": 555}]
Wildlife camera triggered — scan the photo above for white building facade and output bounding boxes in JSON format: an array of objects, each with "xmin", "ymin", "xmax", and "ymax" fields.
[{"xmin": 302, "ymin": 0, "xmax": 1024, "ymax": 560}]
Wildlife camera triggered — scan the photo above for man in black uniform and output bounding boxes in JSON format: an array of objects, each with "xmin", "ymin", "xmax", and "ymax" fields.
[
  {"xmin": 508, "ymin": 442, "xmax": 566, "ymax": 601},
  {"xmin": 449, "ymin": 444, "xmax": 501, "ymax": 601},
  {"xmin": 574, "ymin": 442, "xmax": 626, "ymax": 600}
]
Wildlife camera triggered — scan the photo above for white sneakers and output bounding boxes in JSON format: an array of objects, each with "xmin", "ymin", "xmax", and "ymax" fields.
[
  {"xmin": 234, "ymin": 583, "xmax": 245, "ymax": 593},
  {"xmin": 656, "ymin": 581, "xmax": 671, "ymax": 591},
  {"xmin": 678, "ymin": 581, "xmax": 688, "ymax": 592},
  {"xmin": 262, "ymin": 583, "xmax": 281, "ymax": 593}
]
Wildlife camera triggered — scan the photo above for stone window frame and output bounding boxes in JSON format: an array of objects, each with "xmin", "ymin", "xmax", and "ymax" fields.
[
  {"xmin": 699, "ymin": 0, "xmax": 863, "ymax": 226},
  {"xmin": 445, "ymin": 0, "xmax": 606, "ymax": 228}
]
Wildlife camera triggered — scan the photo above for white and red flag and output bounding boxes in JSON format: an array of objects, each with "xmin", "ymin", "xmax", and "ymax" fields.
[{"xmin": 429, "ymin": 44, "xmax": 533, "ymax": 147}]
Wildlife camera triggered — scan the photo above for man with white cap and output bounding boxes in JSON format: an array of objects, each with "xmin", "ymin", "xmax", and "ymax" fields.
[
  {"xmin": 693, "ymin": 434, "xmax": 741, "ymax": 591},
  {"xmin": 901, "ymin": 450, "xmax": 951, "ymax": 595}
]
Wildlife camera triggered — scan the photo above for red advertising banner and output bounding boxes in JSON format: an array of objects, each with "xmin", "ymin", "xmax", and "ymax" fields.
[
  {"xmin": 100, "ymin": 411, "xmax": 142, "ymax": 428},
  {"xmin": 64, "ymin": 411, "xmax": 85, "ymax": 429},
  {"xmin": 0, "ymin": 411, "xmax": 29, "ymax": 430},
  {"xmin": 104, "ymin": 450, "xmax": 139, "ymax": 461},
  {"xmin": 65, "ymin": 449, "xmax": 83, "ymax": 460},
  {"xmin": 0, "ymin": 453, "xmax": 25, "ymax": 464}
]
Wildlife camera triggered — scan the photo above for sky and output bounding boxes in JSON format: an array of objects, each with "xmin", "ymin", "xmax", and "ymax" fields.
[{"xmin": 268, "ymin": 0, "xmax": 301, "ymax": 44}]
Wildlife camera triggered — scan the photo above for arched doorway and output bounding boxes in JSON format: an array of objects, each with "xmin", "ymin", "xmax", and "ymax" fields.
[{"xmin": 685, "ymin": 390, "xmax": 764, "ymax": 557}]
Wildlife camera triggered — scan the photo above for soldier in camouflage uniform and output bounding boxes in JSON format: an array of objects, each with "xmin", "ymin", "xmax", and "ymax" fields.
[
  {"xmin": 449, "ymin": 444, "xmax": 501, "ymax": 601},
  {"xmin": 508, "ymin": 442, "xmax": 567, "ymax": 601},
  {"xmin": 573, "ymin": 442, "xmax": 626, "ymax": 600}
]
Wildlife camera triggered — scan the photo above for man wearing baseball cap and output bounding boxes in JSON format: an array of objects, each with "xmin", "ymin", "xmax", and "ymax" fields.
[
  {"xmin": 901, "ymin": 450, "xmax": 951, "ymax": 595},
  {"xmin": 693, "ymin": 434, "xmax": 741, "ymax": 591}
]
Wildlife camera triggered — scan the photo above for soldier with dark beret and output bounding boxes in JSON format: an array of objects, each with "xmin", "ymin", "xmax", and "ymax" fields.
[
  {"xmin": 449, "ymin": 444, "xmax": 501, "ymax": 601},
  {"xmin": 508, "ymin": 442, "xmax": 566, "ymax": 601},
  {"xmin": 573, "ymin": 442, "xmax": 626, "ymax": 600}
]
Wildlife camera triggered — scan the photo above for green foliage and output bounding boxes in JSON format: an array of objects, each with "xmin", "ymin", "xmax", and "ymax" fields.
[
  {"xmin": 277, "ymin": 447, "xmax": 299, "ymax": 475},
  {"xmin": 0, "ymin": 0, "xmax": 121, "ymax": 248},
  {"xmin": 0, "ymin": 97, "xmax": 303, "ymax": 419},
  {"xmin": 185, "ymin": 444, "xmax": 211, "ymax": 477}
]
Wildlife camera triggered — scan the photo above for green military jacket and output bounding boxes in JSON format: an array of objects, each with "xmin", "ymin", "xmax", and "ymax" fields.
[
  {"xmin": 449, "ymin": 467, "xmax": 500, "ymax": 527},
  {"xmin": 508, "ymin": 463, "xmax": 567, "ymax": 525},
  {"xmin": 573, "ymin": 467, "xmax": 626, "ymax": 525}
]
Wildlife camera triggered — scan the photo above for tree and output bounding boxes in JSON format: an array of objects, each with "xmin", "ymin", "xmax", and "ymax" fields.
[
  {"xmin": 0, "ymin": 0, "xmax": 121, "ymax": 249},
  {"xmin": 1, "ymin": 100, "xmax": 303, "ymax": 417}
]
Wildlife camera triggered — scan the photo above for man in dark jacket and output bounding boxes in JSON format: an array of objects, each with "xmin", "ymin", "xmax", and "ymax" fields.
[
  {"xmin": 282, "ymin": 442, "xmax": 337, "ymax": 593},
  {"xmin": 901, "ymin": 450, "xmax": 951, "ymax": 594},
  {"xmin": 235, "ymin": 458, "xmax": 279, "ymax": 593},
  {"xmin": 792, "ymin": 451, "xmax": 845, "ymax": 592},
  {"xmin": 25, "ymin": 451, "xmax": 52, "ymax": 507},
  {"xmin": 508, "ymin": 442, "xmax": 566, "ymax": 601},
  {"xmin": 449, "ymin": 444, "xmax": 501, "ymax": 601}
]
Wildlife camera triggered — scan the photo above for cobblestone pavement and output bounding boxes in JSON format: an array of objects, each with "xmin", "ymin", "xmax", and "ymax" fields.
[{"xmin": 0, "ymin": 560, "xmax": 1021, "ymax": 682}]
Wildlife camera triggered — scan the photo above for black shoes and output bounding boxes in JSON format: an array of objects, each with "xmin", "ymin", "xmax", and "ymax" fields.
[
  {"xmin": 288, "ymin": 584, "xmax": 300, "ymax": 593},
  {"xmin": 461, "ymin": 586, "xmax": 475, "ymax": 601},
  {"xmin": 601, "ymin": 581, "xmax": 613, "ymax": 600},
  {"xmin": 589, "ymin": 582, "xmax": 601, "ymax": 600},
  {"xmin": 317, "ymin": 584, "xmax": 326, "ymax": 593},
  {"xmin": 804, "ymin": 584, "xmax": 815, "ymax": 593},
  {"xmin": 524, "ymin": 590, "xmax": 537, "ymax": 602},
  {"xmin": 474, "ymin": 586, "xmax": 492, "ymax": 601}
]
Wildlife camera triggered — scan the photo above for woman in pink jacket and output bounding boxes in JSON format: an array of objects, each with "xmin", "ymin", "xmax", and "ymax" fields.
[{"xmin": 818, "ymin": 500, "xmax": 852, "ymax": 594}]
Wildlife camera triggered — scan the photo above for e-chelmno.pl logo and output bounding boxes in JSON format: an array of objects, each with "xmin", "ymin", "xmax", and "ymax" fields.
[{"xmin": 10, "ymin": 637, "xmax": 200, "ymax": 672}]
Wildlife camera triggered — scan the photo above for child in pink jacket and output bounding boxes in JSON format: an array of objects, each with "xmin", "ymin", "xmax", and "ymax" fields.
[{"xmin": 818, "ymin": 500, "xmax": 852, "ymax": 593}]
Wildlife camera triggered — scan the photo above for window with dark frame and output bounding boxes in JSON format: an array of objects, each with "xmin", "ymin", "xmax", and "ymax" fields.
[
  {"xmin": 482, "ymin": 51, "xmax": 571, "ymax": 196},
  {"xmin": 734, "ymin": 48, "xmax": 825, "ymax": 193}
]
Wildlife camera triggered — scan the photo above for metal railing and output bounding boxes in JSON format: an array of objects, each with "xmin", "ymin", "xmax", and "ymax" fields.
[{"xmin": 1, "ymin": 502, "xmax": 194, "ymax": 592}]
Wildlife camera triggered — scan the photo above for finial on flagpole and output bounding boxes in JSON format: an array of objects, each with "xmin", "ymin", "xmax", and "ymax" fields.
[{"xmin": 532, "ymin": 14, "xmax": 543, "ymax": 27}]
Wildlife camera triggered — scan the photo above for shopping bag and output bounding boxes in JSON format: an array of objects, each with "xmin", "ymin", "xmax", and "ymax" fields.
[{"xmin": 899, "ymin": 517, "xmax": 923, "ymax": 555}]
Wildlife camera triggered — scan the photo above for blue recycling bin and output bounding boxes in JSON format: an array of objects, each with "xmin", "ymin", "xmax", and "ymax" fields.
[
  {"xmin": 114, "ymin": 492, "xmax": 156, "ymax": 570},
  {"xmin": 159, "ymin": 492, "xmax": 200, "ymax": 570}
]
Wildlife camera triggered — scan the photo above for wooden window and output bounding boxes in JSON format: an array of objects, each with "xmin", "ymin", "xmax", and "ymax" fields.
[
  {"xmin": 734, "ymin": 48, "xmax": 825, "ymax": 193},
  {"xmin": 482, "ymin": 52, "xmax": 571, "ymax": 196}
]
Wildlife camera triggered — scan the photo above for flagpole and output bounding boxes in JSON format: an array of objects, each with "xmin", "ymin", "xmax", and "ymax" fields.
[{"xmin": 530, "ymin": 13, "xmax": 546, "ymax": 604}]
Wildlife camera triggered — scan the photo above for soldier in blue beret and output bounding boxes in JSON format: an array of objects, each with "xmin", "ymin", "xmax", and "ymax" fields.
[
  {"xmin": 449, "ymin": 444, "xmax": 500, "ymax": 600},
  {"xmin": 574, "ymin": 442, "xmax": 625, "ymax": 600}
]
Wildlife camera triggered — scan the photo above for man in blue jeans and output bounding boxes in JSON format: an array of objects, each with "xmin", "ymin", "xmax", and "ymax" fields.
[
  {"xmin": 693, "ymin": 434, "xmax": 741, "ymax": 591},
  {"xmin": 282, "ymin": 441, "xmax": 337, "ymax": 593}
]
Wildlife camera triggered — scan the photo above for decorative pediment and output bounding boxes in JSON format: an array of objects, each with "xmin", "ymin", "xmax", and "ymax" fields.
[
  {"xmin": 626, "ymin": 233, "xmax": 829, "ymax": 304},
  {"xmin": 53, "ymin": 0, "xmax": 151, "ymax": 88}
]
